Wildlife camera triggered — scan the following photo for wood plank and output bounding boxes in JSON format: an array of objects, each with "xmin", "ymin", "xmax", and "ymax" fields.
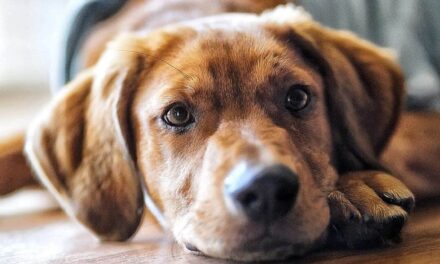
[{"xmin": 1, "ymin": 200, "xmax": 440, "ymax": 263}]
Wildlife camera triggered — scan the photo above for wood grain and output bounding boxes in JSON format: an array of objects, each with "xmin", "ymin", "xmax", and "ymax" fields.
[{"xmin": 1, "ymin": 200, "xmax": 440, "ymax": 264}]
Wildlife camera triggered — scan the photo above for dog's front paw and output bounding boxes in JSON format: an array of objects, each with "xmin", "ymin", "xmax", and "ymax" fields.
[{"xmin": 327, "ymin": 171, "xmax": 415, "ymax": 249}]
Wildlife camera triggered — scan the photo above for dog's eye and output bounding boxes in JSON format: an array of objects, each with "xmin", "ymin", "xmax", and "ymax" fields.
[
  {"xmin": 163, "ymin": 103, "xmax": 193, "ymax": 127},
  {"xmin": 285, "ymin": 85, "xmax": 310, "ymax": 112}
]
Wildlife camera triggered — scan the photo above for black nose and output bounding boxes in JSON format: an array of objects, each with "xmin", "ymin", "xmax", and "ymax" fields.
[{"xmin": 225, "ymin": 164, "xmax": 299, "ymax": 223}]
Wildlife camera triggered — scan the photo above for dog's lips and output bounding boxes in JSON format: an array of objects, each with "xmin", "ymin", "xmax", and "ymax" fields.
[
  {"xmin": 184, "ymin": 238, "xmax": 306, "ymax": 261},
  {"xmin": 184, "ymin": 242, "xmax": 205, "ymax": 256},
  {"xmin": 229, "ymin": 231, "xmax": 321, "ymax": 261},
  {"xmin": 183, "ymin": 226, "xmax": 318, "ymax": 261},
  {"xmin": 239, "ymin": 235, "xmax": 294, "ymax": 253}
]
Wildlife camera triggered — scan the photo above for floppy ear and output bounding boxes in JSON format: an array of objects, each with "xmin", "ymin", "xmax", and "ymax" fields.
[
  {"xmin": 301, "ymin": 24, "xmax": 405, "ymax": 171},
  {"xmin": 25, "ymin": 43, "xmax": 146, "ymax": 241},
  {"xmin": 269, "ymin": 20, "xmax": 404, "ymax": 172}
]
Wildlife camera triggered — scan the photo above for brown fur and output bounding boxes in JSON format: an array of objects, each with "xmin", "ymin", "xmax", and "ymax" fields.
[
  {"xmin": 0, "ymin": 132, "xmax": 35, "ymax": 195},
  {"xmin": 1, "ymin": 0, "xmax": 440, "ymax": 261}
]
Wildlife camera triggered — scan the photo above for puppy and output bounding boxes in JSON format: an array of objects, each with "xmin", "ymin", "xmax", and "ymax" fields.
[{"xmin": 1, "ymin": 0, "xmax": 440, "ymax": 261}]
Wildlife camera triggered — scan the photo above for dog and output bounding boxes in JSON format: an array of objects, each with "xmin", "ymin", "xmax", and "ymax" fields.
[{"xmin": 1, "ymin": 0, "xmax": 440, "ymax": 261}]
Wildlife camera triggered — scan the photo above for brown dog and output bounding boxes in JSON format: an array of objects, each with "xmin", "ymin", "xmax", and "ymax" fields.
[{"xmin": 1, "ymin": 0, "xmax": 440, "ymax": 261}]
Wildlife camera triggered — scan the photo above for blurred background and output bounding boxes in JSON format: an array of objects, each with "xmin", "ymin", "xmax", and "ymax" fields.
[
  {"xmin": 0, "ymin": 0, "xmax": 69, "ymax": 92},
  {"xmin": 0, "ymin": 0, "xmax": 69, "ymax": 137}
]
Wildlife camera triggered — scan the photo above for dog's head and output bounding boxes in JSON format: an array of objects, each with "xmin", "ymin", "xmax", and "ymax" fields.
[{"xmin": 26, "ymin": 5, "xmax": 404, "ymax": 261}]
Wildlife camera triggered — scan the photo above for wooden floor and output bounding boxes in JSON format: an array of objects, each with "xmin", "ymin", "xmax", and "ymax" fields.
[{"xmin": 1, "ymin": 192, "xmax": 440, "ymax": 264}]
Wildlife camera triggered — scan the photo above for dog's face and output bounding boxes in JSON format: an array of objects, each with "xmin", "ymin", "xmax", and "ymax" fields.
[
  {"xmin": 133, "ymin": 28, "xmax": 335, "ymax": 260},
  {"xmin": 26, "ymin": 6, "xmax": 404, "ymax": 261}
]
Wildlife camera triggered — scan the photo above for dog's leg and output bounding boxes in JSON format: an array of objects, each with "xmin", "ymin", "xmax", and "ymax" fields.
[
  {"xmin": 327, "ymin": 112, "xmax": 440, "ymax": 248},
  {"xmin": 327, "ymin": 171, "xmax": 415, "ymax": 248},
  {"xmin": 381, "ymin": 112, "xmax": 440, "ymax": 199},
  {"xmin": 0, "ymin": 132, "xmax": 36, "ymax": 195}
]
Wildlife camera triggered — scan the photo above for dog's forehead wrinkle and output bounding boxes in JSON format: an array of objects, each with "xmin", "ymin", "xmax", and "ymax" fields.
[
  {"xmin": 180, "ymin": 38, "xmax": 286, "ymax": 108},
  {"xmin": 148, "ymin": 31, "xmax": 318, "ymax": 116}
]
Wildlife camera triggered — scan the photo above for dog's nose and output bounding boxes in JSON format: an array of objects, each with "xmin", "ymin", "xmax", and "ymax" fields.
[{"xmin": 225, "ymin": 164, "xmax": 299, "ymax": 223}]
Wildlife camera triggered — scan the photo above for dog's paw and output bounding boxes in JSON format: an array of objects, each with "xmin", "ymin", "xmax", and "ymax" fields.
[{"xmin": 327, "ymin": 171, "xmax": 415, "ymax": 249}]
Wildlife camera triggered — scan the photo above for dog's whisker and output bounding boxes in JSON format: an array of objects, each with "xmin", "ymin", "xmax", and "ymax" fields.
[
  {"xmin": 158, "ymin": 58, "xmax": 197, "ymax": 81},
  {"xmin": 113, "ymin": 48, "xmax": 197, "ymax": 81}
]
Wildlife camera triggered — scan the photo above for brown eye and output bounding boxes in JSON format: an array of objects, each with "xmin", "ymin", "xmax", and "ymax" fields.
[
  {"xmin": 164, "ymin": 103, "xmax": 193, "ymax": 127},
  {"xmin": 285, "ymin": 85, "xmax": 310, "ymax": 112}
]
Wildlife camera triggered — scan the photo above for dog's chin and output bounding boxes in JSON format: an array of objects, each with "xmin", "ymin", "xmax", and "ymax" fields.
[
  {"xmin": 229, "ymin": 239, "xmax": 314, "ymax": 262},
  {"xmin": 184, "ymin": 239, "xmax": 313, "ymax": 262},
  {"xmin": 182, "ymin": 231, "xmax": 327, "ymax": 262}
]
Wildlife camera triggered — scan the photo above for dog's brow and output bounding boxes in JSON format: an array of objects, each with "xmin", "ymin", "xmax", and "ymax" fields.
[{"xmin": 114, "ymin": 49, "xmax": 197, "ymax": 81}]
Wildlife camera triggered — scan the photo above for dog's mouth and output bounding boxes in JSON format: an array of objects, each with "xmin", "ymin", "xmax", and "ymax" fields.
[
  {"xmin": 183, "ymin": 229, "xmax": 320, "ymax": 261},
  {"xmin": 240, "ymin": 233, "xmax": 317, "ymax": 260},
  {"xmin": 185, "ymin": 235, "xmax": 292, "ymax": 253},
  {"xmin": 238, "ymin": 235, "xmax": 296, "ymax": 253},
  {"xmin": 184, "ymin": 242, "xmax": 203, "ymax": 255},
  {"xmin": 184, "ymin": 241, "xmax": 310, "ymax": 261},
  {"xmin": 177, "ymin": 162, "xmax": 329, "ymax": 261}
]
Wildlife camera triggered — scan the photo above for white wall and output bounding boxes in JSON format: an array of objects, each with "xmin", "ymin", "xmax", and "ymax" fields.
[{"xmin": 0, "ymin": 0, "xmax": 70, "ymax": 92}]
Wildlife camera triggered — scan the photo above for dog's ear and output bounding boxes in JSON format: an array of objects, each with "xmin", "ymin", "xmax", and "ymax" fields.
[
  {"xmin": 25, "ymin": 40, "xmax": 147, "ymax": 241},
  {"xmin": 268, "ymin": 20, "xmax": 405, "ymax": 172}
]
